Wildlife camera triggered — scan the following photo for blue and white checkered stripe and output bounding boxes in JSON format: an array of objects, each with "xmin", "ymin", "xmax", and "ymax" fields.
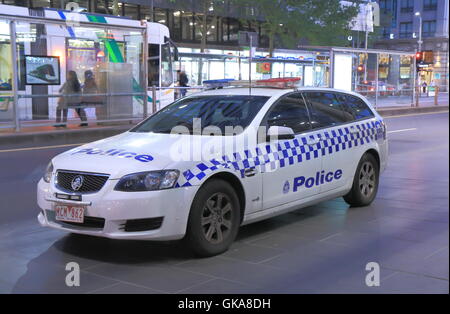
[{"xmin": 175, "ymin": 119, "xmax": 383, "ymax": 187}]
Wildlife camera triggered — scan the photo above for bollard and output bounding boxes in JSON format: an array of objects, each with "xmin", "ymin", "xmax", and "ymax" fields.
[
  {"xmin": 152, "ymin": 85, "xmax": 157, "ymax": 114},
  {"xmin": 434, "ymin": 86, "xmax": 439, "ymax": 106},
  {"xmin": 415, "ymin": 86, "xmax": 420, "ymax": 107}
]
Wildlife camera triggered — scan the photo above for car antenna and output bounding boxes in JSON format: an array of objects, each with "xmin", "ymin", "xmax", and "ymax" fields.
[{"xmin": 248, "ymin": 36, "xmax": 252, "ymax": 96}]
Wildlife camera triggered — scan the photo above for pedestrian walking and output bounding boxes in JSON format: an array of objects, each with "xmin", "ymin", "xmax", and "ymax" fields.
[
  {"xmin": 79, "ymin": 70, "xmax": 102, "ymax": 127},
  {"xmin": 177, "ymin": 70, "xmax": 189, "ymax": 97}
]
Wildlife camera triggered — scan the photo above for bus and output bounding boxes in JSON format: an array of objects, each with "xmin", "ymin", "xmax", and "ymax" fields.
[{"xmin": 0, "ymin": 3, "xmax": 177, "ymax": 129}]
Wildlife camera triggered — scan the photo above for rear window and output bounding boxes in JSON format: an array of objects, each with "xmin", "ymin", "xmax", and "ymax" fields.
[{"xmin": 342, "ymin": 95, "xmax": 375, "ymax": 120}]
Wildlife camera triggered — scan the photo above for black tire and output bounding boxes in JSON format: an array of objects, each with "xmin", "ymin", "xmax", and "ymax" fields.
[
  {"xmin": 185, "ymin": 179, "xmax": 241, "ymax": 257},
  {"xmin": 344, "ymin": 153, "xmax": 379, "ymax": 207}
]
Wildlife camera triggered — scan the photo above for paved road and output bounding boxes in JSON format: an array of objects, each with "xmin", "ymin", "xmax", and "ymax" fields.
[{"xmin": 0, "ymin": 112, "xmax": 448, "ymax": 293}]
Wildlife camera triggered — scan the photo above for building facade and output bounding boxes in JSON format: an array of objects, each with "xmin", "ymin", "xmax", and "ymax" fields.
[
  {"xmin": 374, "ymin": 0, "xmax": 449, "ymax": 90},
  {"xmin": 0, "ymin": 0, "xmax": 268, "ymax": 49}
]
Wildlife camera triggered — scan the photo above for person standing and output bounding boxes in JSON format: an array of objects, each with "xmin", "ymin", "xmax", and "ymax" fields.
[
  {"xmin": 178, "ymin": 70, "xmax": 189, "ymax": 97},
  {"xmin": 55, "ymin": 71, "xmax": 82, "ymax": 127},
  {"xmin": 79, "ymin": 70, "xmax": 101, "ymax": 127},
  {"xmin": 421, "ymin": 81, "xmax": 428, "ymax": 96}
]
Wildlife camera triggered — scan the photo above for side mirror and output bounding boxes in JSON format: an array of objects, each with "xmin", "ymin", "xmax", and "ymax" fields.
[
  {"xmin": 165, "ymin": 36, "xmax": 179, "ymax": 61},
  {"xmin": 266, "ymin": 126, "xmax": 295, "ymax": 141},
  {"xmin": 172, "ymin": 44, "xmax": 179, "ymax": 61}
]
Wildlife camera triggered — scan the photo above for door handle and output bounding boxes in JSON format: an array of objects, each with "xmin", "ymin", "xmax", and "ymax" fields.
[
  {"xmin": 349, "ymin": 127, "xmax": 359, "ymax": 134},
  {"xmin": 306, "ymin": 138, "xmax": 320, "ymax": 146},
  {"xmin": 244, "ymin": 168, "xmax": 257, "ymax": 177}
]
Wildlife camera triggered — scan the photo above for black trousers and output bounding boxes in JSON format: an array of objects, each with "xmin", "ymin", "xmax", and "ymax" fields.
[
  {"xmin": 56, "ymin": 108, "xmax": 87, "ymax": 123},
  {"xmin": 55, "ymin": 108, "xmax": 68, "ymax": 123},
  {"xmin": 75, "ymin": 108, "xmax": 87, "ymax": 122}
]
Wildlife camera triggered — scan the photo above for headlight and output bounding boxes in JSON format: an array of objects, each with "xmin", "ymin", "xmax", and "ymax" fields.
[
  {"xmin": 114, "ymin": 170, "xmax": 180, "ymax": 192},
  {"xmin": 43, "ymin": 162, "xmax": 53, "ymax": 183}
]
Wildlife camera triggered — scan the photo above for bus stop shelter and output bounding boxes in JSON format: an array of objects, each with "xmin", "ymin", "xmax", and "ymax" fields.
[
  {"xmin": 329, "ymin": 47, "xmax": 416, "ymax": 108},
  {"xmin": 0, "ymin": 7, "xmax": 148, "ymax": 131}
]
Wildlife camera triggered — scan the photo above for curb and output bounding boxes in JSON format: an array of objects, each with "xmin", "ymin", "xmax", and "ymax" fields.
[
  {"xmin": 0, "ymin": 125, "xmax": 131, "ymax": 149},
  {"xmin": 377, "ymin": 105, "xmax": 449, "ymax": 117},
  {"xmin": 0, "ymin": 106, "xmax": 448, "ymax": 149}
]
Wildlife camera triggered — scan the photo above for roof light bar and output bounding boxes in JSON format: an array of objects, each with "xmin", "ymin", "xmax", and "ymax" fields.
[{"xmin": 203, "ymin": 77, "xmax": 302, "ymax": 90}]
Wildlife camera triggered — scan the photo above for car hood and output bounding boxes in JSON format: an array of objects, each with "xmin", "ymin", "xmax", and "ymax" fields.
[{"xmin": 52, "ymin": 132, "xmax": 185, "ymax": 179}]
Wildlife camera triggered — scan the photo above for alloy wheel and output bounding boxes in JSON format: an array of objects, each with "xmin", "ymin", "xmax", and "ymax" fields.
[
  {"xmin": 201, "ymin": 192, "xmax": 233, "ymax": 244},
  {"xmin": 359, "ymin": 161, "xmax": 376, "ymax": 198}
]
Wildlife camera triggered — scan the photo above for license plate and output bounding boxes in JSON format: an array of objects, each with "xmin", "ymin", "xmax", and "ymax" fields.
[{"xmin": 55, "ymin": 204, "xmax": 85, "ymax": 223}]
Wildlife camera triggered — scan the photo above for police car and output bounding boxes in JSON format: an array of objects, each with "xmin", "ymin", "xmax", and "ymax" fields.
[{"xmin": 37, "ymin": 86, "xmax": 388, "ymax": 256}]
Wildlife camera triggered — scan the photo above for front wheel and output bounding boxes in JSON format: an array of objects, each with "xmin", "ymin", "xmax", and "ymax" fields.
[
  {"xmin": 344, "ymin": 153, "xmax": 379, "ymax": 207},
  {"xmin": 185, "ymin": 179, "xmax": 240, "ymax": 257}
]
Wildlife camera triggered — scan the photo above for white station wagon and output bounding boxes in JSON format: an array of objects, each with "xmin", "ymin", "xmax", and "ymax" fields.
[{"xmin": 38, "ymin": 87, "xmax": 388, "ymax": 256}]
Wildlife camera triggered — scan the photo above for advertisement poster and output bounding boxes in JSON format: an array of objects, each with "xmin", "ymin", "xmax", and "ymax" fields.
[{"xmin": 25, "ymin": 55, "xmax": 60, "ymax": 85}]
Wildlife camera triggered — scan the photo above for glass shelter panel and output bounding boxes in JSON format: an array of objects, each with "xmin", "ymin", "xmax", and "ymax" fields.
[
  {"xmin": 0, "ymin": 19, "xmax": 15, "ymax": 129},
  {"xmin": 7, "ymin": 18, "xmax": 145, "ymax": 129}
]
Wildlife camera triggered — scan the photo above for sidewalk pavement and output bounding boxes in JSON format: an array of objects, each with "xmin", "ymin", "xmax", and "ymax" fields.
[
  {"xmin": 0, "ymin": 97, "xmax": 448, "ymax": 149},
  {"xmin": 372, "ymin": 93, "xmax": 448, "ymax": 108}
]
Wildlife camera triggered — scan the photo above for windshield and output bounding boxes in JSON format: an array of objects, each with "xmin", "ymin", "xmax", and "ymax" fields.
[{"xmin": 131, "ymin": 95, "xmax": 269, "ymax": 135}]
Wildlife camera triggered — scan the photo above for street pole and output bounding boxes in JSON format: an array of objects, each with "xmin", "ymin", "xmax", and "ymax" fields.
[
  {"xmin": 412, "ymin": 49, "xmax": 417, "ymax": 107},
  {"xmin": 365, "ymin": 3, "xmax": 370, "ymax": 50},
  {"xmin": 415, "ymin": 12, "xmax": 423, "ymax": 101},
  {"xmin": 249, "ymin": 34, "xmax": 252, "ymax": 95},
  {"xmin": 375, "ymin": 53, "xmax": 379, "ymax": 109},
  {"xmin": 417, "ymin": 15, "xmax": 423, "ymax": 52},
  {"xmin": 9, "ymin": 21, "xmax": 20, "ymax": 131},
  {"xmin": 150, "ymin": 0, "xmax": 154, "ymax": 22},
  {"xmin": 365, "ymin": 29, "xmax": 369, "ymax": 50}
]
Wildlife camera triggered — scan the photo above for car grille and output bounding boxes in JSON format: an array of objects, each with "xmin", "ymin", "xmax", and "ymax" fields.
[{"xmin": 56, "ymin": 170, "xmax": 109, "ymax": 194}]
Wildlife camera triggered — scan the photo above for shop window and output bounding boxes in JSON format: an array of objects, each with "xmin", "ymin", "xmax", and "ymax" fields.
[
  {"xmin": 124, "ymin": 4, "xmax": 140, "ymax": 20},
  {"xmin": 154, "ymin": 8, "xmax": 167, "ymax": 25},
  {"xmin": 181, "ymin": 12, "xmax": 194, "ymax": 41},
  {"xmin": 221, "ymin": 17, "xmax": 229, "ymax": 42},
  {"xmin": 206, "ymin": 16, "xmax": 218, "ymax": 43},
  {"xmin": 228, "ymin": 18, "xmax": 239, "ymax": 42},
  {"xmin": 30, "ymin": 0, "xmax": 52, "ymax": 8},
  {"xmin": 94, "ymin": 0, "xmax": 110, "ymax": 15},
  {"xmin": 140, "ymin": 5, "xmax": 153, "ymax": 21},
  {"xmin": 422, "ymin": 51, "xmax": 434, "ymax": 64},
  {"xmin": 3, "ymin": 0, "xmax": 26, "ymax": 6},
  {"xmin": 172, "ymin": 10, "xmax": 181, "ymax": 41},
  {"xmin": 194, "ymin": 13, "xmax": 204, "ymax": 42}
]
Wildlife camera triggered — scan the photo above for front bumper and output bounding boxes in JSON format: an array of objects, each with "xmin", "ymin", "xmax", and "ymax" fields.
[{"xmin": 37, "ymin": 177, "xmax": 198, "ymax": 241}]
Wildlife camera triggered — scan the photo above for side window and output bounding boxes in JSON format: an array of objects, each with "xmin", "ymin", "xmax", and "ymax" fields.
[
  {"xmin": 336, "ymin": 94, "xmax": 356, "ymax": 122},
  {"xmin": 343, "ymin": 95, "xmax": 375, "ymax": 120},
  {"xmin": 265, "ymin": 93, "xmax": 311, "ymax": 134},
  {"xmin": 148, "ymin": 44, "xmax": 160, "ymax": 86},
  {"xmin": 304, "ymin": 92, "xmax": 348, "ymax": 129}
]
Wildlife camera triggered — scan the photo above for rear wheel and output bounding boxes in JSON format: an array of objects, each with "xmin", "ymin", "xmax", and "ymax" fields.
[
  {"xmin": 185, "ymin": 179, "xmax": 240, "ymax": 257},
  {"xmin": 344, "ymin": 153, "xmax": 379, "ymax": 207}
]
